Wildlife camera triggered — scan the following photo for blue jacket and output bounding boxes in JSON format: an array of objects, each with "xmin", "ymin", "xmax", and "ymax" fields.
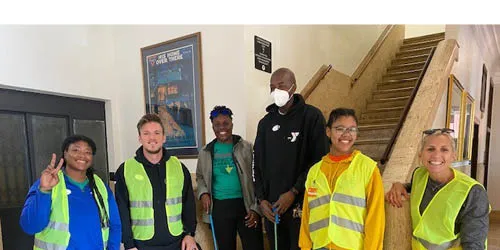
[{"xmin": 20, "ymin": 173, "xmax": 121, "ymax": 250}]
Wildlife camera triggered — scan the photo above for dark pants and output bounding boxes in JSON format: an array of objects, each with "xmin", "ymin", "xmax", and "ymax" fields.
[
  {"xmin": 264, "ymin": 207, "xmax": 301, "ymax": 250},
  {"xmin": 212, "ymin": 198, "xmax": 265, "ymax": 250},
  {"xmin": 135, "ymin": 239, "xmax": 202, "ymax": 250}
]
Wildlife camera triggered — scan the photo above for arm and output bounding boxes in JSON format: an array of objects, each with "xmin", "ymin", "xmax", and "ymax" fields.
[
  {"xmin": 195, "ymin": 151, "xmax": 209, "ymax": 200},
  {"xmin": 19, "ymin": 180, "xmax": 52, "ymax": 235},
  {"xmin": 298, "ymin": 190, "xmax": 313, "ymax": 250},
  {"xmin": 363, "ymin": 168, "xmax": 385, "ymax": 250},
  {"xmin": 106, "ymin": 185, "xmax": 122, "ymax": 250},
  {"xmin": 293, "ymin": 110, "xmax": 328, "ymax": 194},
  {"xmin": 457, "ymin": 185, "xmax": 489, "ymax": 250},
  {"xmin": 253, "ymin": 120, "xmax": 267, "ymax": 201},
  {"xmin": 114, "ymin": 164, "xmax": 136, "ymax": 249},
  {"xmin": 181, "ymin": 164, "xmax": 197, "ymax": 235}
]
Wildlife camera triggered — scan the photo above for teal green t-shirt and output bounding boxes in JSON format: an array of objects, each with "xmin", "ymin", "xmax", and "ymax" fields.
[{"xmin": 212, "ymin": 142, "xmax": 242, "ymax": 200}]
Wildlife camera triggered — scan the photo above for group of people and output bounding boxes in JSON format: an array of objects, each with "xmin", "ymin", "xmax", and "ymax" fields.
[{"xmin": 19, "ymin": 67, "xmax": 490, "ymax": 250}]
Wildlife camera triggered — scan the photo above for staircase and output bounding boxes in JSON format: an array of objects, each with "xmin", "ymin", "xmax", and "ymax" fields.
[{"xmin": 355, "ymin": 32, "xmax": 445, "ymax": 163}]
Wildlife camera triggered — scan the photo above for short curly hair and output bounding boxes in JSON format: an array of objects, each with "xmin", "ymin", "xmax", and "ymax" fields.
[{"xmin": 209, "ymin": 105, "xmax": 233, "ymax": 121}]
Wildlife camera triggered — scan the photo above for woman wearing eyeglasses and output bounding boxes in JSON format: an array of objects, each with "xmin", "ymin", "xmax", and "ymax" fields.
[
  {"xmin": 196, "ymin": 106, "xmax": 264, "ymax": 250},
  {"xmin": 299, "ymin": 108, "xmax": 385, "ymax": 250},
  {"xmin": 386, "ymin": 128, "xmax": 490, "ymax": 249}
]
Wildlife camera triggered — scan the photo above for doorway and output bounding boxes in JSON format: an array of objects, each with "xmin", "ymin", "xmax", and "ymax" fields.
[{"xmin": 0, "ymin": 88, "xmax": 108, "ymax": 250}]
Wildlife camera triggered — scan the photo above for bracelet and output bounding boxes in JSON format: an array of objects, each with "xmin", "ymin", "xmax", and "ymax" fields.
[{"xmin": 290, "ymin": 187, "xmax": 299, "ymax": 196}]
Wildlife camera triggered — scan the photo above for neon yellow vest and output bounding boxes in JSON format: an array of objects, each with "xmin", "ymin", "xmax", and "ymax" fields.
[
  {"xmin": 411, "ymin": 167, "xmax": 484, "ymax": 250},
  {"xmin": 124, "ymin": 156, "xmax": 184, "ymax": 240},
  {"xmin": 34, "ymin": 171, "xmax": 109, "ymax": 250},
  {"xmin": 305, "ymin": 153, "xmax": 376, "ymax": 250}
]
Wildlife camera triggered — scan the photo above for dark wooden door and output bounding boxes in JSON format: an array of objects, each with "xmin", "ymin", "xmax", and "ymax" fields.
[{"xmin": 0, "ymin": 89, "xmax": 108, "ymax": 249}]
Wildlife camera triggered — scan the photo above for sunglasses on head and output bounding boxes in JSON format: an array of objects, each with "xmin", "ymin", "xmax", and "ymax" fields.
[
  {"xmin": 209, "ymin": 109, "xmax": 232, "ymax": 119},
  {"xmin": 422, "ymin": 128, "xmax": 454, "ymax": 135}
]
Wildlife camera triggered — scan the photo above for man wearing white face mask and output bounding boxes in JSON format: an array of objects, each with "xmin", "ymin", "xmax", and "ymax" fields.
[{"xmin": 253, "ymin": 68, "xmax": 329, "ymax": 250}]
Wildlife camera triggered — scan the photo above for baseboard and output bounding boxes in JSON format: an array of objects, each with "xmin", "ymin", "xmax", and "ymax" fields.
[{"xmin": 490, "ymin": 210, "xmax": 500, "ymax": 223}]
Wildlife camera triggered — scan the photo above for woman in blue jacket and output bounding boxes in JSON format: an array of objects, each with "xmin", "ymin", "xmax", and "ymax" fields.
[{"xmin": 20, "ymin": 135, "xmax": 121, "ymax": 250}]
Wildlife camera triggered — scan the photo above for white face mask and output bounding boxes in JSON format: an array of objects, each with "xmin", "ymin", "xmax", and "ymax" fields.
[{"xmin": 271, "ymin": 84, "xmax": 294, "ymax": 107}]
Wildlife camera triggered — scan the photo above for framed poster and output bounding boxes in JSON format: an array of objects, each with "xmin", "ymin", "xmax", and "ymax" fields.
[
  {"xmin": 141, "ymin": 32, "xmax": 205, "ymax": 158},
  {"xmin": 446, "ymin": 74, "xmax": 465, "ymax": 160}
]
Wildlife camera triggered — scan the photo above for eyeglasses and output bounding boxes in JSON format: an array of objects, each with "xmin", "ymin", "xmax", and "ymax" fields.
[
  {"xmin": 422, "ymin": 128, "xmax": 454, "ymax": 135},
  {"xmin": 333, "ymin": 126, "xmax": 359, "ymax": 135}
]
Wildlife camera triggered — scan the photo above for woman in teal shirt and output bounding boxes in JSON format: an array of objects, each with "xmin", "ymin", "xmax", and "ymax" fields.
[{"xmin": 196, "ymin": 106, "xmax": 264, "ymax": 250}]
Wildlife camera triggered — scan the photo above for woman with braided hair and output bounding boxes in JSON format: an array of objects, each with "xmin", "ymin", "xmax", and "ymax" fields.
[{"xmin": 20, "ymin": 135, "xmax": 121, "ymax": 249}]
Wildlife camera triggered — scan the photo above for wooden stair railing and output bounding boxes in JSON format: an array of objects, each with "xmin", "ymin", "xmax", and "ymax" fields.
[
  {"xmin": 380, "ymin": 47, "xmax": 437, "ymax": 166},
  {"xmin": 301, "ymin": 64, "xmax": 332, "ymax": 100}
]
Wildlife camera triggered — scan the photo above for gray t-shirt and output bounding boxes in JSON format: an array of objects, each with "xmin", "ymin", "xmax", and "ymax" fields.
[{"xmin": 405, "ymin": 175, "xmax": 489, "ymax": 250}]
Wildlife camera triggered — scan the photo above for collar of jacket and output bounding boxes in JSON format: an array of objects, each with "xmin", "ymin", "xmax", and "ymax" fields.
[
  {"xmin": 134, "ymin": 146, "xmax": 171, "ymax": 167},
  {"xmin": 204, "ymin": 134, "xmax": 242, "ymax": 154},
  {"xmin": 265, "ymin": 93, "xmax": 305, "ymax": 115}
]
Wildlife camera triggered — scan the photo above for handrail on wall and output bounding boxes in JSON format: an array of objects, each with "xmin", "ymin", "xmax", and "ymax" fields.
[
  {"xmin": 301, "ymin": 64, "xmax": 332, "ymax": 100},
  {"xmin": 351, "ymin": 25, "xmax": 394, "ymax": 86},
  {"xmin": 380, "ymin": 47, "xmax": 437, "ymax": 165}
]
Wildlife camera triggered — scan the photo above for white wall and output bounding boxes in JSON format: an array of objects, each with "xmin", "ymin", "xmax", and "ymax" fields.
[
  {"xmin": 243, "ymin": 25, "xmax": 386, "ymax": 142},
  {"xmin": 0, "ymin": 25, "xmax": 123, "ymax": 173},
  {"xmin": 0, "ymin": 24, "xmax": 389, "ymax": 173},
  {"xmin": 405, "ymin": 25, "xmax": 445, "ymax": 38},
  {"xmin": 111, "ymin": 25, "xmax": 246, "ymax": 172}
]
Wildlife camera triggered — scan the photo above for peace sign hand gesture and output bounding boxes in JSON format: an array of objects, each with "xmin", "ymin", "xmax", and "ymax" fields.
[{"xmin": 39, "ymin": 153, "xmax": 64, "ymax": 192}]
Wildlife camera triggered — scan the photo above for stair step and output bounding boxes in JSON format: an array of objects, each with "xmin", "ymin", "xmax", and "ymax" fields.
[
  {"xmin": 361, "ymin": 108, "xmax": 404, "ymax": 120},
  {"xmin": 378, "ymin": 80, "xmax": 417, "ymax": 90},
  {"xmin": 403, "ymin": 32, "xmax": 445, "ymax": 45},
  {"xmin": 371, "ymin": 95, "xmax": 411, "ymax": 103},
  {"xmin": 396, "ymin": 47, "xmax": 434, "ymax": 58},
  {"xmin": 357, "ymin": 125, "xmax": 397, "ymax": 140},
  {"xmin": 393, "ymin": 54, "xmax": 429, "ymax": 65},
  {"xmin": 367, "ymin": 98, "xmax": 408, "ymax": 109},
  {"xmin": 401, "ymin": 38, "xmax": 442, "ymax": 50},
  {"xmin": 355, "ymin": 138, "xmax": 391, "ymax": 145},
  {"xmin": 385, "ymin": 69, "xmax": 422, "ymax": 78},
  {"xmin": 359, "ymin": 117, "xmax": 400, "ymax": 125},
  {"xmin": 358, "ymin": 123, "xmax": 398, "ymax": 129},
  {"xmin": 380, "ymin": 77, "xmax": 419, "ymax": 84},
  {"xmin": 373, "ymin": 88, "xmax": 413, "ymax": 99},
  {"xmin": 387, "ymin": 61, "xmax": 426, "ymax": 73},
  {"xmin": 354, "ymin": 141, "xmax": 389, "ymax": 160}
]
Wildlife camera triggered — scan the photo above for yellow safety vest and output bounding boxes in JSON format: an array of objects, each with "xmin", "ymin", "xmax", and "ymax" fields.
[
  {"xmin": 124, "ymin": 156, "xmax": 184, "ymax": 240},
  {"xmin": 34, "ymin": 171, "xmax": 109, "ymax": 250},
  {"xmin": 305, "ymin": 153, "xmax": 376, "ymax": 250},
  {"xmin": 411, "ymin": 167, "xmax": 484, "ymax": 250}
]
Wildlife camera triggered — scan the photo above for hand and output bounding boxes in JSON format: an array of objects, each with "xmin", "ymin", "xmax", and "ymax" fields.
[
  {"xmin": 244, "ymin": 210, "xmax": 260, "ymax": 228},
  {"xmin": 200, "ymin": 193, "xmax": 211, "ymax": 214},
  {"xmin": 181, "ymin": 235, "xmax": 198, "ymax": 250},
  {"xmin": 385, "ymin": 182, "xmax": 410, "ymax": 208},
  {"xmin": 39, "ymin": 153, "xmax": 64, "ymax": 192},
  {"xmin": 272, "ymin": 191, "xmax": 295, "ymax": 215},
  {"xmin": 259, "ymin": 199, "xmax": 275, "ymax": 222}
]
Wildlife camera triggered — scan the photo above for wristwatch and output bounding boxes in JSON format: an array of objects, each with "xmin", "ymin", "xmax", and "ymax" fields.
[{"xmin": 185, "ymin": 231, "xmax": 195, "ymax": 237}]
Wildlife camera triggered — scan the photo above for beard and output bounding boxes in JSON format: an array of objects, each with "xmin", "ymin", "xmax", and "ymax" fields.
[{"xmin": 144, "ymin": 147, "xmax": 162, "ymax": 155}]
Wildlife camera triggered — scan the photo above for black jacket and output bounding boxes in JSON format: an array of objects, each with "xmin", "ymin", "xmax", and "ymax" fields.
[
  {"xmin": 253, "ymin": 94, "xmax": 328, "ymax": 205},
  {"xmin": 115, "ymin": 146, "xmax": 196, "ymax": 249}
]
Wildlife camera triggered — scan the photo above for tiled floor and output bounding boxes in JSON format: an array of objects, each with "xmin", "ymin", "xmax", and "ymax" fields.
[{"xmin": 489, "ymin": 220, "xmax": 500, "ymax": 249}]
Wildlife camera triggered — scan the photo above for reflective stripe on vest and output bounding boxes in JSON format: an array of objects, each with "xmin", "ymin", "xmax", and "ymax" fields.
[
  {"xmin": 306, "ymin": 153, "xmax": 376, "ymax": 250},
  {"xmin": 412, "ymin": 236, "xmax": 460, "ymax": 250},
  {"xmin": 124, "ymin": 156, "xmax": 184, "ymax": 240},
  {"xmin": 34, "ymin": 171, "xmax": 109, "ymax": 250},
  {"xmin": 411, "ymin": 167, "xmax": 481, "ymax": 250}
]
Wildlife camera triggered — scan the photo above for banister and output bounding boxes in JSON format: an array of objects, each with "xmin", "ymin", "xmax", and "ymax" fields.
[{"xmin": 301, "ymin": 64, "xmax": 332, "ymax": 100}]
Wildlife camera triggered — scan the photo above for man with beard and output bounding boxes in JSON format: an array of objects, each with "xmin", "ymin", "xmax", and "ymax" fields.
[{"xmin": 115, "ymin": 114, "xmax": 199, "ymax": 250}]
